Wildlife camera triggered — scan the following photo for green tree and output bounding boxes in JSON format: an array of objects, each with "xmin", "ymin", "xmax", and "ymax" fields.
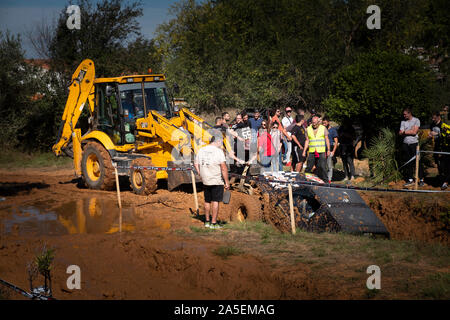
[
  {"xmin": 323, "ymin": 51, "xmax": 438, "ymax": 138},
  {"xmin": 49, "ymin": 0, "xmax": 159, "ymax": 77},
  {"xmin": 156, "ymin": 0, "xmax": 449, "ymax": 113},
  {"xmin": 0, "ymin": 31, "xmax": 39, "ymax": 148},
  {"xmin": 156, "ymin": 0, "xmax": 354, "ymax": 111}
]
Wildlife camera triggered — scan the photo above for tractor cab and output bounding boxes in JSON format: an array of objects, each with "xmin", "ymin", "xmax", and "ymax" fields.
[{"xmin": 93, "ymin": 75, "xmax": 172, "ymax": 145}]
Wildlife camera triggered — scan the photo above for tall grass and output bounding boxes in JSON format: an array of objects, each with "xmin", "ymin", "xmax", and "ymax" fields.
[
  {"xmin": 0, "ymin": 149, "xmax": 72, "ymax": 168},
  {"xmin": 363, "ymin": 128, "xmax": 401, "ymax": 184}
]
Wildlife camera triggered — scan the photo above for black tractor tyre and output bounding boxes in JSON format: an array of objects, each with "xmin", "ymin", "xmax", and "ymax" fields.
[
  {"xmin": 129, "ymin": 158, "xmax": 158, "ymax": 195},
  {"xmin": 81, "ymin": 141, "xmax": 115, "ymax": 190}
]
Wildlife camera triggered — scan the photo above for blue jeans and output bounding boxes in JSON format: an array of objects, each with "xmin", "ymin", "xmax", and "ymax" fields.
[
  {"xmin": 278, "ymin": 152, "xmax": 283, "ymax": 171},
  {"xmin": 259, "ymin": 154, "xmax": 273, "ymax": 173},
  {"xmin": 271, "ymin": 151, "xmax": 281, "ymax": 172},
  {"xmin": 282, "ymin": 139, "xmax": 288, "ymax": 161}
]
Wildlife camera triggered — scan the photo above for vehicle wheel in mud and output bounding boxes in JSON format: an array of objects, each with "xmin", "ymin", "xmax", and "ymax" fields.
[
  {"xmin": 129, "ymin": 158, "xmax": 157, "ymax": 195},
  {"xmin": 228, "ymin": 192, "xmax": 262, "ymax": 222},
  {"xmin": 81, "ymin": 141, "xmax": 115, "ymax": 190}
]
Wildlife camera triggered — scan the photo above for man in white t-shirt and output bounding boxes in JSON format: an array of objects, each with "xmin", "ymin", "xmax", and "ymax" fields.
[
  {"xmin": 281, "ymin": 107, "xmax": 294, "ymax": 166},
  {"xmin": 194, "ymin": 130, "xmax": 230, "ymax": 229},
  {"xmin": 399, "ymin": 107, "xmax": 424, "ymax": 187}
]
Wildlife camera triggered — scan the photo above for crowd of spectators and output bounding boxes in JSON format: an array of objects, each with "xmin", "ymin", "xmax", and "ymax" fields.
[
  {"xmin": 211, "ymin": 107, "xmax": 357, "ymax": 183},
  {"xmin": 208, "ymin": 104, "xmax": 449, "ymax": 188}
]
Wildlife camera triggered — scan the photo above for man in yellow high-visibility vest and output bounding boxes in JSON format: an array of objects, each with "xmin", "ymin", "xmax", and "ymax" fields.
[{"xmin": 302, "ymin": 115, "xmax": 331, "ymax": 182}]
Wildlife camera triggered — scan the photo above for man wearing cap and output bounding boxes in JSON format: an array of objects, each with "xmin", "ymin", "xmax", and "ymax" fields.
[{"xmin": 194, "ymin": 130, "xmax": 230, "ymax": 229}]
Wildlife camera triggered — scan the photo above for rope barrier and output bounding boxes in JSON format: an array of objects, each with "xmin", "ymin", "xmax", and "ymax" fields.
[
  {"xmin": 398, "ymin": 155, "xmax": 417, "ymax": 170},
  {"xmin": 419, "ymin": 150, "xmax": 450, "ymax": 155},
  {"xmin": 397, "ymin": 149, "xmax": 449, "ymax": 170},
  {"xmin": 230, "ymin": 173, "xmax": 450, "ymax": 194},
  {"xmin": 116, "ymin": 165, "xmax": 194, "ymax": 171}
]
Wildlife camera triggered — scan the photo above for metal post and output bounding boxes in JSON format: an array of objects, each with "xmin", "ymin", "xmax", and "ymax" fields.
[
  {"xmin": 415, "ymin": 144, "xmax": 420, "ymax": 190},
  {"xmin": 114, "ymin": 165, "xmax": 122, "ymax": 210}
]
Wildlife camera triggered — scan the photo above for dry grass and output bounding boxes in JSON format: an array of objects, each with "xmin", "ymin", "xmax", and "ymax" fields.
[{"xmin": 176, "ymin": 220, "xmax": 450, "ymax": 299}]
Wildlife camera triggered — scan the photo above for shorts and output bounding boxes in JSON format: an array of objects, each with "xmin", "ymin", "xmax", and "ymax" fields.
[
  {"xmin": 293, "ymin": 146, "xmax": 306, "ymax": 164},
  {"xmin": 203, "ymin": 185, "xmax": 224, "ymax": 203}
]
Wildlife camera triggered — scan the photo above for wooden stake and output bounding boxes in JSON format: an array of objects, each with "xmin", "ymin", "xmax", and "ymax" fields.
[
  {"xmin": 238, "ymin": 165, "xmax": 250, "ymax": 192},
  {"xmin": 119, "ymin": 208, "xmax": 122, "ymax": 234},
  {"xmin": 191, "ymin": 170, "xmax": 199, "ymax": 215},
  {"xmin": 288, "ymin": 183, "xmax": 296, "ymax": 235},
  {"xmin": 415, "ymin": 144, "xmax": 420, "ymax": 190},
  {"xmin": 114, "ymin": 166, "xmax": 122, "ymax": 210}
]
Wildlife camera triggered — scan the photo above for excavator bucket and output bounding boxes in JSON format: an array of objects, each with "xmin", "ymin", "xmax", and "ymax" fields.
[{"xmin": 166, "ymin": 161, "xmax": 202, "ymax": 191}]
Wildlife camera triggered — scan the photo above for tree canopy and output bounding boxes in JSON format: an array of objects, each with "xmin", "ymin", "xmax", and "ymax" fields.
[
  {"xmin": 323, "ymin": 50, "xmax": 438, "ymax": 137},
  {"xmin": 156, "ymin": 0, "xmax": 448, "ymax": 113},
  {"xmin": 49, "ymin": 0, "xmax": 161, "ymax": 77},
  {"xmin": 0, "ymin": 0, "xmax": 448, "ymax": 151}
]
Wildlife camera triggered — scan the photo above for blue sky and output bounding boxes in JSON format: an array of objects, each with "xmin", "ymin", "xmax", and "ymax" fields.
[{"xmin": 0, "ymin": 0, "xmax": 180, "ymax": 58}]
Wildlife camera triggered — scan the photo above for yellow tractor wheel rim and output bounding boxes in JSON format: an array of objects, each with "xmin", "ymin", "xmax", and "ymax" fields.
[
  {"xmin": 133, "ymin": 170, "xmax": 144, "ymax": 188},
  {"xmin": 86, "ymin": 153, "xmax": 101, "ymax": 182}
]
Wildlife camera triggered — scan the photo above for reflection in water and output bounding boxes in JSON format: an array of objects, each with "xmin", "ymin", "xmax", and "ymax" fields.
[{"xmin": 2, "ymin": 198, "xmax": 135, "ymax": 236}]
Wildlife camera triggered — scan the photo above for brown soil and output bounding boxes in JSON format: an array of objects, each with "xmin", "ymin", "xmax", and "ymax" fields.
[
  {"xmin": 0, "ymin": 168, "xmax": 448, "ymax": 300},
  {"xmin": 360, "ymin": 192, "xmax": 450, "ymax": 245}
]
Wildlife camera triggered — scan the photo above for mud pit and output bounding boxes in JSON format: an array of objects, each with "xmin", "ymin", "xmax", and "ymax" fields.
[
  {"xmin": 0, "ymin": 168, "xmax": 449, "ymax": 299},
  {"xmin": 360, "ymin": 192, "xmax": 450, "ymax": 245}
]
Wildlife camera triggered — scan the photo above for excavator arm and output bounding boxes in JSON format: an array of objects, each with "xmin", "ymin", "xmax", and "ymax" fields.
[
  {"xmin": 52, "ymin": 60, "xmax": 95, "ymax": 153},
  {"xmin": 52, "ymin": 59, "xmax": 95, "ymax": 174},
  {"xmin": 178, "ymin": 107, "xmax": 234, "ymax": 155},
  {"xmin": 136, "ymin": 110, "xmax": 192, "ymax": 156}
]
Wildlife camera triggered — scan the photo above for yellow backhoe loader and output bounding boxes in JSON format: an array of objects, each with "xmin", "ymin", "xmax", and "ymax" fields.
[{"xmin": 52, "ymin": 59, "xmax": 233, "ymax": 194}]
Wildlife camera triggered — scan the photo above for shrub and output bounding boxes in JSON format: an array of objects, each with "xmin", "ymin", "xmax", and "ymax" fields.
[{"xmin": 363, "ymin": 128, "xmax": 402, "ymax": 184}]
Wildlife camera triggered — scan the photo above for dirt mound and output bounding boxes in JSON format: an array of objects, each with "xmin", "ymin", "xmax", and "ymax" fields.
[{"xmin": 361, "ymin": 192, "xmax": 450, "ymax": 245}]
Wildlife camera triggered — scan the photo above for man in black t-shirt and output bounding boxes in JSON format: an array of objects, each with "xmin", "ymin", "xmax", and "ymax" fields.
[
  {"xmin": 213, "ymin": 116, "xmax": 227, "ymax": 134},
  {"xmin": 290, "ymin": 114, "xmax": 307, "ymax": 172},
  {"xmin": 231, "ymin": 113, "xmax": 252, "ymax": 163}
]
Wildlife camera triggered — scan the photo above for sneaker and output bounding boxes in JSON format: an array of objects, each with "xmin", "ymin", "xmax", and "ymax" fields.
[
  {"xmin": 403, "ymin": 179, "xmax": 414, "ymax": 187},
  {"xmin": 204, "ymin": 221, "xmax": 211, "ymax": 228},
  {"xmin": 442, "ymin": 183, "xmax": 448, "ymax": 190},
  {"xmin": 211, "ymin": 223, "xmax": 223, "ymax": 229}
]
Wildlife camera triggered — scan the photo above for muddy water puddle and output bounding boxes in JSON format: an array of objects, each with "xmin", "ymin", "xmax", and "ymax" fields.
[{"xmin": 0, "ymin": 198, "xmax": 136, "ymax": 236}]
